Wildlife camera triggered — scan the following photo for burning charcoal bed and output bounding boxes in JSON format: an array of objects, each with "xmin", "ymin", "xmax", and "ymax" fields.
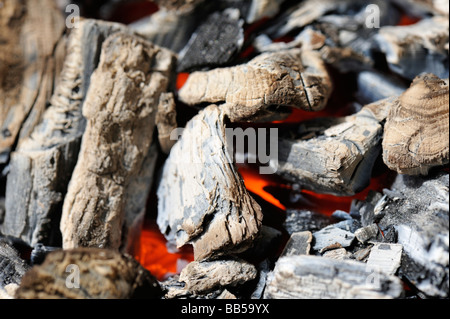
[{"xmin": 0, "ymin": 0, "xmax": 448, "ymax": 301}]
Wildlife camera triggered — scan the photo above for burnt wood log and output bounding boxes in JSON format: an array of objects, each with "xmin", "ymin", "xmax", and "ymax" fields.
[
  {"xmin": 382, "ymin": 74, "xmax": 449, "ymax": 175},
  {"xmin": 374, "ymin": 16, "xmax": 449, "ymax": 80},
  {"xmin": 157, "ymin": 104, "xmax": 263, "ymax": 261},
  {"xmin": 1, "ymin": 19, "xmax": 132, "ymax": 247},
  {"xmin": 264, "ymin": 255, "xmax": 404, "ymax": 299},
  {"xmin": 177, "ymin": 8, "xmax": 244, "ymax": 72},
  {"xmin": 273, "ymin": 98, "xmax": 391, "ymax": 196},
  {"xmin": 178, "ymin": 49, "xmax": 332, "ymax": 122},
  {"xmin": 15, "ymin": 248, "xmax": 163, "ymax": 299},
  {"xmin": 178, "ymin": 258, "xmax": 257, "ymax": 295},
  {"xmin": 60, "ymin": 32, "xmax": 176, "ymax": 251},
  {"xmin": 0, "ymin": 0, "xmax": 66, "ymax": 164}
]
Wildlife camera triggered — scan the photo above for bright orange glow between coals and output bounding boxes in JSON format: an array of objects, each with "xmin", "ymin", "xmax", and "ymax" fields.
[
  {"xmin": 237, "ymin": 165, "xmax": 287, "ymax": 210},
  {"xmin": 176, "ymin": 72, "xmax": 190, "ymax": 91},
  {"xmin": 135, "ymin": 221, "xmax": 194, "ymax": 281}
]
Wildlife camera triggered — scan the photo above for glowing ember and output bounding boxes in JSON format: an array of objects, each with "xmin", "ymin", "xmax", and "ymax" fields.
[
  {"xmin": 237, "ymin": 164, "xmax": 287, "ymax": 210},
  {"xmin": 397, "ymin": 14, "xmax": 421, "ymax": 26},
  {"xmin": 176, "ymin": 72, "xmax": 190, "ymax": 91},
  {"xmin": 237, "ymin": 162, "xmax": 396, "ymax": 216},
  {"xmin": 135, "ymin": 221, "xmax": 194, "ymax": 281}
]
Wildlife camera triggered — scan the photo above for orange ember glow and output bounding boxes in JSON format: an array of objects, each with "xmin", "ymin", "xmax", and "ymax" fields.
[
  {"xmin": 397, "ymin": 14, "xmax": 421, "ymax": 26},
  {"xmin": 238, "ymin": 163, "xmax": 395, "ymax": 216},
  {"xmin": 176, "ymin": 72, "xmax": 190, "ymax": 91},
  {"xmin": 238, "ymin": 165, "xmax": 287, "ymax": 210},
  {"xmin": 135, "ymin": 221, "xmax": 194, "ymax": 281}
]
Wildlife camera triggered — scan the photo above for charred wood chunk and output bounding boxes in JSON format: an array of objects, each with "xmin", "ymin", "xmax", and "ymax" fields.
[
  {"xmin": 391, "ymin": 0, "xmax": 449, "ymax": 16},
  {"xmin": 156, "ymin": 92, "xmax": 178, "ymax": 154},
  {"xmin": 246, "ymin": 0, "xmax": 285, "ymax": 24},
  {"xmin": 178, "ymin": 49, "xmax": 332, "ymax": 122},
  {"xmin": 355, "ymin": 70, "xmax": 407, "ymax": 105},
  {"xmin": 0, "ymin": 239, "xmax": 30, "ymax": 295},
  {"xmin": 264, "ymin": 255, "xmax": 404, "ymax": 299},
  {"xmin": 374, "ymin": 16, "xmax": 449, "ymax": 80},
  {"xmin": 1, "ymin": 19, "xmax": 132, "ymax": 247},
  {"xmin": 0, "ymin": 0, "xmax": 65, "ymax": 164},
  {"xmin": 177, "ymin": 8, "xmax": 244, "ymax": 72},
  {"xmin": 60, "ymin": 33, "xmax": 176, "ymax": 251},
  {"xmin": 15, "ymin": 248, "xmax": 163, "ymax": 299},
  {"xmin": 178, "ymin": 258, "xmax": 257, "ymax": 295},
  {"xmin": 366, "ymin": 243, "xmax": 403, "ymax": 276},
  {"xmin": 130, "ymin": 8, "xmax": 199, "ymax": 53},
  {"xmin": 382, "ymin": 74, "xmax": 449, "ymax": 175},
  {"xmin": 274, "ymin": 99, "xmax": 389, "ymax": 196},
  {"xmin": 280, "ymin": 231, "xmax": 313, "ymax": 257},
  {"xmin": 377, "ymin": 172, "xmax": 449, "ymax": 297},
  {"xmin": 157, "ymin": 105, "xmax": 263, "ymax": 261}
]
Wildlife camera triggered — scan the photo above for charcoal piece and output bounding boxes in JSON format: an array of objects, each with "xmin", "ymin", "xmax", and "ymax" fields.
[
  {"xmin": 1, "ymin": 19, "xmax": 132, "ymax": 247},
  {"xmin": 283, "ymin": 209, "xmax": 334, "ymax": 235},
  {"xmin": 265, "ymin": 0, "xmax": 397, "ymax": 39},
  {"xmin": 366, "ymin": 243, "xmax": 403, "ymax": 276},
  {"xmin": 240, "ymin": 225, "xmax": 281, "ymax": 260},
  {"xmin": 0, "ymin": 240, "xmax": 30, "ymax": 293},
  {"xmin": 15, "ymin": 248, "xmax": 163, "ymax": 299},
  {"xmin": 264, "ymin": 255, "xmax": 404, "ymax": 299},
  {"xmin": 355, "ymin": 224, "xmax": 379, "ymax": 244},
  {"xmin": 377, "ymin": 172, "xmax": 449, "ymax": 297},
  {"xmin": 161, "ymin": 275, "xmax": 191, "ymax": 299},
  {"xmin": 353, "ymin": 190, "xmax": 384, "ymax": 227},
  {"xmin": 355, "ymin": 70, "xmax": 407, "ymax": 105},
  {"xmin": 130, "ymin": 8, "xmax": 199, "ymax": 53},
  {"xmin": 178, "ymin": 48, "xmax": 332, "ymax": 122},
  {"xmin": 177, "ymin": 8, "xmax": 244, "ymax": 72},
  {"xmin": 178, "ymin": 258, "xmax": 257, "ymax": 295},
  {"xmin": 331, "ymin": 210, "xmax": 353, "ymax": 221},
  {"xmin": 156, "ymin": 92, "xmax": 178, "ymax": 154},
  {"xmin": 0, "ymin": 0, "xmax": 65, "ymax": 164},
  {"xmin": 322, "ymin": 248, "xmax": 351, "ymax": 260},
  {"xmin": 390, "ymin": 0, "xmax": 449, "ymax": 16},
  {"xmin": 157, "ymin": 105, "xmax": 263, "ymax": 261},
  {"xmin": 382, "ymin": 74, "xmax": 449, "ymax": 175},
  {"xmin": 352, "ymin": 245, "xmax": 373, "ymax": 261},
  {"xmin": 312, "ymin": 225, "xmax": 355, "ymax": 252},
  {"xmin": 333, "ymin": 219, "xmax": 362, "ymax": 233},
  {"xmin": 246, "ymin": 0, "xmax": 286, "ymax": 24},
  {"xmin": 250, "ymin": 259, "xmax": 271, "ymax": 299},
  {"xmin": 217, "ymin": 289, "xmax": 237, "ymax": 299},
  {"xmin": 281, "ymin": 231, "xmax": 312, "ymax": 257},
  {"xmin": 374, "ymin": 17, "xmax": 449, "ymax": 80},
  {"xmin": 273, "ymin": 99, "xmax": 390, "ymax": 196},
  {"xmin": 60, "ymin": 33, "xmax": 176, "ymax": 251}
]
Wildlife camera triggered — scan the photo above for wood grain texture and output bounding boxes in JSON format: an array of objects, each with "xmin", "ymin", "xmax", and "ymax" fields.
[
  {"xmin": 0, "ymin": 0, "xmax": 65, "ymax": 164},
  {"xmin": 1, "ymin": 19, "xmax": 132, "ymax": 247},
  {"xmin": 178, "ymin": 49, "xmax": 332, "ymax": 122},
  {"xmin": 264, "ymin": 255, "xmax": 404, "ymax": 299},
  {"xmin": 15, "ymin": 248, "xmax": 163, "ymax": 299},
  {"xmin": 274, "ymin": 98, "xmax": 391, "ymax": 196},
  {"xmin": 60, "ymin": 32, "xmax": 176, "ymax": 250},
  {"xmin": 382, "ymin": 74, "xmax": 449, "ymax": 175}
]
